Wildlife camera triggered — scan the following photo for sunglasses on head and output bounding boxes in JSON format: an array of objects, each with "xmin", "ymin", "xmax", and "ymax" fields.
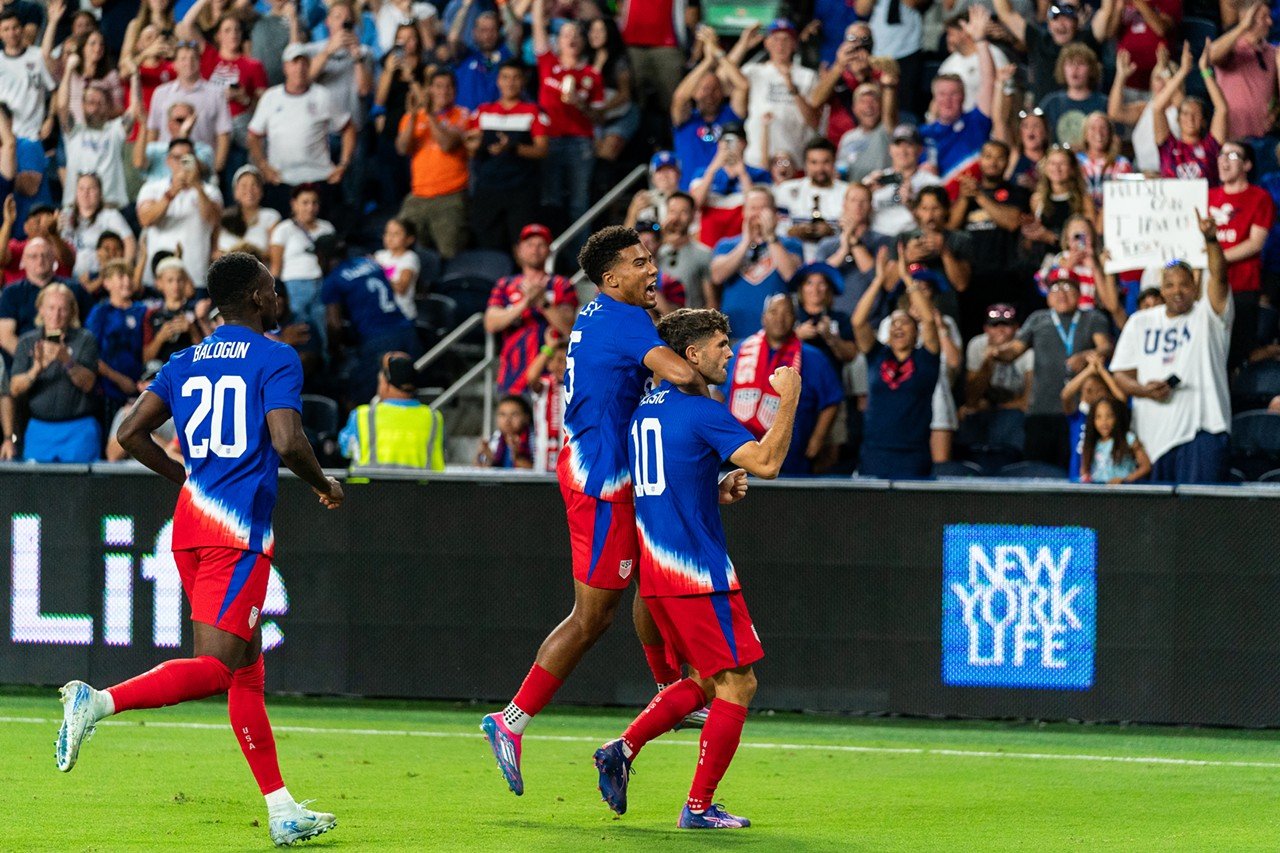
[
  {"xmin": 1048, "ymin": 4, "xmax": 1078, "ymax": 18},
  {"xmin": 846, "ymin": 35, "xmax": 873, "ymax": 50},
  {"xmin": 1018, "ymin": 107, "xmax": 1044, "ymax": 120}
]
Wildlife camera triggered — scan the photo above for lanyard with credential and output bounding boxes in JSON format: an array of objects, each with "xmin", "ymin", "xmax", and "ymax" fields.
[{"xmin": 1051, "ymin": 311, "xmax": 1080, "ymax": 357}]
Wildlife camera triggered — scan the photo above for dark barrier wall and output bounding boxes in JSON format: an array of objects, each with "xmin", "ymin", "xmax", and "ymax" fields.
[{"xmin": 3, "ymin": 469, "xmax": 1280, "ymax": 727}]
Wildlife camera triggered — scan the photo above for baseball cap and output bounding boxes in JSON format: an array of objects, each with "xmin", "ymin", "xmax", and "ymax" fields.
[
  {"xmin": 1047, "ymin": 266, "xmax": 1081, "ymax": 288},
  {"xmin": 1047, "ymin": 3, "xmax": 1078, "ymax": 18},
  {"xmin": 985, "ymin": 303, "xmax": 1017, "ymax": 324},
  {"xmin": 788, "ymin": 262, "xmax": 844, "ymax": 295},
  {"xmin": 766, "ymin": 18, "xmax": 797, "ymax": 36},
  {"xmin": 520, "ymin": 223, "xmax": 552, "ymax": 243},
  {"xmin": 853, "ymin": 82, "xmax": 881, "ymax": 100},
  {"xmin": 382, "ymin": 354, "xmax": 418, "ymax": 392},
  {"xmin": 649, "ymin": 151, "xmax": 679, "ymax": 173},
  {"xmin": 891, "ymin": 123, "xmax": 923, "ymax": 145},
  {"xmin": 282, "ymin": 43, "xmax": 309, "ymax": 62},
  {"xmin": 719, "ymin": 120, "xmax": 747, "ymax": 141}
]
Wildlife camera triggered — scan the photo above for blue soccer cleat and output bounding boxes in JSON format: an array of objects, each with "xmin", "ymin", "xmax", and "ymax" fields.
[
  {"xmin": 678, "ymin": 803, "xmax": 752, "ymax": 829},
  {"xmin": 593, "ymin": 738, "xmax": 632, "ymax": 815},
  {"xmin": 481, "ymin": 713, "xmax": 525, "ymax": 795},
  {"xmin": 268, "ymin": 799, "xmax": 336, "ymax": 847}
]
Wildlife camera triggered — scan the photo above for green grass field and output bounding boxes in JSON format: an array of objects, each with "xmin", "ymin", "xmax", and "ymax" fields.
[{"xmin": 4, "ymin": 690, "xmax": 1280, "ymax": 851}]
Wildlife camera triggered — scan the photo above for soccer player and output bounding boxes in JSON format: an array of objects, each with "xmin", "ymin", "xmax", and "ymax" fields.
[
  {"xmin": 594, "ymin": 308, "xmax": 801, "ymax": 829},
  {"xmin": 483, "ymin": 226, "xmax": 726, "ymax": 796},
  {"xmin": 54, "ymin": 252, "xmax": 346, "ymax": 848}
]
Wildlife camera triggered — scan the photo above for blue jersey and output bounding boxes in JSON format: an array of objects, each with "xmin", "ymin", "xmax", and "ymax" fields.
[
  {"xmin": 320, "ymin": 257, "xmax": 412, "ymax": 342},
  {"xmin": 147, "ymin": 324, "xmax": 303, "ymax": 556},
  {"xmin": 630, "ymin": 381, "xmax": 754, "ymax": 597},
  {"xmin": 921, "ymin": 109, "xmax": 992, "ymax": 188},
  {"xmin": 558, "ymin": 292, "xmax": 664, "ymax": 502}
]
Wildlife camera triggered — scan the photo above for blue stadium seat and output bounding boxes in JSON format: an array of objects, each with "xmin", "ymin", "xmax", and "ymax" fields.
[
  {"xmin": 1257, "ymin": 468, "xmax": 1280, "ymax": 484},
  {"xmin": 956, "ymin": 409, "xmax": 1025, "ymax": 474},
  {"xmin": 933, "ymin": 460, "xmax": 985, "ymax": 478},
  {"xmin": 415, "ymin": 246, "xmax": 444, "ymax": 293},
  {"xmin": 443, "ymin": 249, "xmax": 515, "ymax": 283},
  {"xmin": 415, "ymin": 293, "xmax": 457, "ymax": 349},
  {"xmin": 1232, "ymin": 360, "xmax": 1280, "ymax": 412},
  {"xmin": 998, "ymin": 460, "xmax": 1068, "ymax": 479},
  {"xmin": 1181, "ymin": 17, "xmax": 1219, "ymax": 53},
  {"xmin": 1229, "ymin": 411, "xmax": 1280, "ymax": 479}
]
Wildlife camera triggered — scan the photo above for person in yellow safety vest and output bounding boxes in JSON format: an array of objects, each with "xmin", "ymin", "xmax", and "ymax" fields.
[{"xmin": 339, "ymin": 351, "xmax": 445, "ymax": 470}]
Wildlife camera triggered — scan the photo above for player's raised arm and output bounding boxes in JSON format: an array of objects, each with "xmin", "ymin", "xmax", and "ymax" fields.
[
  {"xmin": 728, "ymin": 366, "xmax": 802, "ymax": 479},
  {"xmin": 118, "ymin": 391, "xmax": 186, "ymax": 485},
  {"xmin": 266, "ymin": 408, "xmax": 344, "ymax": 509}
]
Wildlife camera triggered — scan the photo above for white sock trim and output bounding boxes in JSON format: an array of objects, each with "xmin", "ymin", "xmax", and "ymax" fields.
[
  {"xmin": 265, "ymin": 786, "xmax": 294, "ymax": 813},
  {"xmin": 502, "ymin": 702, "xmax": 531, "ymax": 735}
]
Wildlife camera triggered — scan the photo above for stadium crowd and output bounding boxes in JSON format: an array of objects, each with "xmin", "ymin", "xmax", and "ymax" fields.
[{"xmin": 0, "ymin": 0, "xmax": 1278, "ymax": 483}]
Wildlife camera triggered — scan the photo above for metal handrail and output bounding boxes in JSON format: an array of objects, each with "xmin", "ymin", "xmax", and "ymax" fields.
[
  {"xmin": 546, "ymin": 163, "xmax": 649, "ymax": 273},
  {"xmin": 414, "ymin": 311, "xmax": 484, "ymax": 371},
  {"xmin": 430, "ymin": 344, "xmax": 495, "ymax": 412}
]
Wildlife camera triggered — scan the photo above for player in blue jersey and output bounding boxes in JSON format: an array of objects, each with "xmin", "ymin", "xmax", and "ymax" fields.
[
  {"xmin": 592, "ymin": 308, "xmax": 800, "ymax": 829},
  {"xmin": 483, "ymin": 226, "xmax": 750, "ymax": 797},
  {"xmin": 54, "ymin": 252, "xmax": 346, "ymax": 848}
]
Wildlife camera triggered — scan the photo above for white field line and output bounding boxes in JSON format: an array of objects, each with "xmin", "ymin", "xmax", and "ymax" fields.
[{"xmin": 4, "ymin": 715, "xmax": 1279, "ymax": 770}]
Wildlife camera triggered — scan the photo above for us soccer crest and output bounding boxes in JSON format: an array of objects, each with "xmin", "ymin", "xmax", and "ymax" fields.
[{"xmin": 619, "ymin": 559, "xmax": 633, "ymax": 580}]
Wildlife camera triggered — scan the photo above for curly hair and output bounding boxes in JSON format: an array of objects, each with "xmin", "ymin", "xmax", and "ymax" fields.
[
  {"xmin": 206, "ymin": 251, "xmax": 266, "ymax": 311},
  {"xmin": 578, "ymin": 225, "xmax": 641, "ymax": 286},
  {"xmin": 656, "ymin": 308, "xmax": 731, "ymax": 356}
]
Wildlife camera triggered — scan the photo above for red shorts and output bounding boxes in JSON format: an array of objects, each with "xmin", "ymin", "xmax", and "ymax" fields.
[
  {"xmin": 560, "ymin": 482, "xmax": 639, "ymax": 590},
  {"xmin": 645, "ymin": 591, "xmax": 764, "ymax": 678},
  {"xmin": 174, "ymin": 547, "xmax": 271, "ymax": 642}
]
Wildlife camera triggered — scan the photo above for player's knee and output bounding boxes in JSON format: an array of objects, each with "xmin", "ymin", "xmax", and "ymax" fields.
[
  {"xmin": 569, "ymin": 604, "xmax": 617, "ymax": 641},
  {"xmin": 713, "ymin": 668, "xmax": 757, "ymax": 705}
]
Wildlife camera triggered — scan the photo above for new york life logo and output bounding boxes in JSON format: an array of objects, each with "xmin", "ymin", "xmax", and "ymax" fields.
[{"xmin": 942, "ymin": 524, "xmax": 1097, "ymax": 690}]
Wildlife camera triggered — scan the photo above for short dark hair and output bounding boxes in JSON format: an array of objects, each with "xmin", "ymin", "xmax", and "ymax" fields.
[
  {"xmin": 96, "ymin": 230, "xmax": 123, "ymax": 249},
  {"xmin": 429, "ymin": 67, "xmax": 457, "ymax": 86},
  {"xmin": 803, "ymin": 137, "xmax": 837, "ymax": 157},
  {"xmin": 0, "ymin": 10, "xmax": 20, "ymax": 26},
  {"xmin": 578, "ymin": 226, "xmax": 640, "ymax": 285},
  {"xmin": 167, "ymin": 136, "xmax": 194, "ymax": 153},
  {"xmin": 667, "ymin": 190, "xmax": 695, "ymax": 209},
  {"xmin": 207, "ymin": 252, "xmax": 266, "ymax": 311},
  {"xmin": 1225, "ymin": 138, "xmax": 1255, "ymax": 176},
  {"xmin": 983, "ymin": 138, "xmax": 1011, "ymax": 157},
  {"xmin": 657, "ymin": 308, "xmax": 730, "ymax": 355},
  {"xmin": 290, "ymin": 183, "xmax": 320, "ymax": 201},
  {"xmin": 497, "ymin": 393, "xmax": 533, "ymax": 421},
  {"xmin": 497, "ymin": 58, "xmax": 526, "ymax": 75},
  {"xmin": 913, "ymin": 185, "xmax": 951, "ymax": 210}
]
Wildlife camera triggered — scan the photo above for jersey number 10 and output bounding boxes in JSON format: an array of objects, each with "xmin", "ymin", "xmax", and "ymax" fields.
[
  {"xmin": 630, "ymin": 417, "xmax": 666, "ymax": 497},
  {"xmin": 181, "ymin": 375, "xmax": 248, "ymax": 459}
]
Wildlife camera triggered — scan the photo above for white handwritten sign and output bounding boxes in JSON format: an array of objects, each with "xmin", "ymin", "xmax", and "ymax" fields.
[{"xmin": 1103, "ymin": 178, "xmax": 1208, "ymax": 273}]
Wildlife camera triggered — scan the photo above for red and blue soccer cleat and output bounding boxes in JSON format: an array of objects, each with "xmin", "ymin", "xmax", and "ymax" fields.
[
  {"xmin": 593, "ymin": 738, "xmax": 632, "ymax": 815},
  {"xmin": 678, "ymin": 804, "xmax": 752, "ymax": 829},
  {"xmin": 480, "ymin": 713, "xmax": 525, "ymax": 795}
]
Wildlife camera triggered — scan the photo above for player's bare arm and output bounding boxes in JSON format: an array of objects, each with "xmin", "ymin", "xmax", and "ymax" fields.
[
  {"xmin": 728, "ymin": 366, "xmax": 802, "ymax": 479},
  {"xmin": 266, "ymin": 407, "xmax": 344, "ymax": 509},
  {"xmin": 643, "ymin": 344, "xmax": 697, "ymax": 387},
  {"xmin": 117, "ymin": 391, "xmax": 186, "ymax": 486}
]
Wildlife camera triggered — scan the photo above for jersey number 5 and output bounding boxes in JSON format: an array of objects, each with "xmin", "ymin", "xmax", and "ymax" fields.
[
  {"xmin": 562, "ymin": 330, "xmax": 583, "ymax": 405},
  {"xmin": 630, "ymin": 417, "xmax": 666, "ymax": 497},
  {"xmin": 182, "ymin": 375, "xmax": 248, "ymax": 459}
]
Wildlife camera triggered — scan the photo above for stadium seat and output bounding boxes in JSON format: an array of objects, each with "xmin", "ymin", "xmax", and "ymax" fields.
[
  {"xmin": 301, "ymin": 394, "xmax": 341, "ymax": 464},
  {"xmin": 415, "ymin": 293, "xmax": 457, "ymax": 349},
  {"xmin": 955, "ymin": 410, "xmax": 1025, "ymax": 475},
  {"xmin": 997, "ymin": 460, "xmax": 1068, "ymax": 479},
  {"xmin": 415, "ymin": 246, "xmax": 444, "ymax": 293},
  {"xmin": 1181, "ymin": 17, "xmax": 1219, "ymax": 52},
  {"xmin": 434, "ymin": 273, "xmax": 495, "ymax": 347},
  {"xmin": 1231, "ymin": 360, "xmax": 1280, "ymax": 412},
  {"xmin": 443, "ymin": 249, "xmax": 514, "ymax": 284},
  {"xmin": 1229, "ymin": 411, "xmax": 1280, "ymax": 479},
  {"xmin": 1257, "ymin": 468, "xmax": 1280, "ymax": 484},
  {"xmin": 933, "ymin": 460, "xmax": 985, "ymax": 478}
]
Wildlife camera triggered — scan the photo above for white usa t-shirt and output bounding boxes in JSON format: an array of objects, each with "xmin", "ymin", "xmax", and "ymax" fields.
[
  {"xmin": 1109, "ymin": 294, "xmax": 1233, "ymax": 463},
  {"xmin": 743, "ymin": 61, "xmax": 817, "ymax": 169},
  {"xmin": 248, "ymin": 83, "xmax": 350, "ymax": 184},
  {"xmin": 0, "ymin": 47, "xmax": 55, "ymax": 139}
]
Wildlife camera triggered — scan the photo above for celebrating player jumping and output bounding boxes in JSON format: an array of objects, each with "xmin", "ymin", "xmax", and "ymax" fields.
[
  {"xmin": 54, "ymin": 253, "xmax": 345, "ymax": 848},
  {"xmin": 594, "ymin": 308, "xmax": 801, "ymax": 829}
]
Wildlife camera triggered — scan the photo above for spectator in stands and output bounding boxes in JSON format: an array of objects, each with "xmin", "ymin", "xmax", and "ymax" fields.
[
  {"xmin": 1079, "ymin": 395, "xmax": 1152, "ymax": 483},
  {"xmin": 868, "ymin": 124, "xmax": 941, "ymax": 238},
  {"xmin": 121, "ymin": 0, "xmax": 177, "ymax": 76},
  {"xmin": 1152, "ymin": 42, "xmax": 1228, "ymax": 185},
  {"xmin": 0, "ymin": 231, "xmax": 87, "ymax": 355},
  {"xmin": 1109, "ymin": 46, "xmax": 1182, "ymax": 174},
  {"xmin": 84, "ymin": 232, "xmax": 125, "ymax": 297},
  {"xmin": 1111, "ymin": 222, "xmax": 1228, "ymax": 481},
  {"xmin": 1, "ymin": 200, "xmax": 76, "ymax": 285},
  {"xmin": 810, "ymin": 22, "xmax": 896, "ymax": 151},
  {"xmin": 792, "ymin": 261, "xmax": 857, "ymax": 372},
  {"xmin": 867, "ymin": 0, "xmax": 925, "ymax": 115},
  {"xmin": 10, "ymin": 283, "xmax": 100, "ymax": 462},
  {"xmin": 0, "ymin": 9, "xmax": 57, "ymax": 141},
  {"xmin": 0, "ymin": 103, "xmax": 49, "ymax": 242},
  {"xmin": 775, "ymin": 138, "xmax": 848, "ymax": 259},
  {"xmin": 1209, "ymin": 140, "xmax": 1273, "ymax": 369},
  {"xmin": 834, "ymin": 82, "xmax": 892, "ymax": 184},
  {"xmin": 922, "ymin": 8, "xmax": 996, "ymax": 195},
  {"xmin": 1038, "ymin": 44, "xmax": 1107, "ymax": 145},
  {"xmin": 320, "ymin": 239, "xmax": 420, "ymax": 402},
  {"xmin": 938, "ymin": 9, "xmax": 1010, "ymax": 114},
  {"xmin": 372, "ymin": 0, "xmax": 436, "ymax": 57},
  {"xmin": 484, "ymin": 222, "xmax": 577, "ymax": 394},
  {"xmin": 396, "ymin": 68, "xmax": 470, "ymax": 258},
  {"xmin": 62, "ymin": 173, "xmax": 137, "ymax": 285},
  {"xmin": 340, "ymin": 350, "xmax": 445, "ymax": 470},
  {"xmin": 146, "ymin": 39, "xmax": 231, "ymax": 172},
  {"xmin": 819, "ymin": 182, "xmax": 895, "ymax": 317},
  {"xmin": 248, "ymin": 44, "xmax": 355, "ymax": 217},
  {"xmin": 250, "ymin": 0, "xmax": 295, "ymax": 86},
  {"xmin": 269, "ymin": 185, "xmax": 334, "ymax": 351},
  {"xmin": 991, "ymin": 0, "xmax": 1107, "ymax": 102},
  {"xmin": 44, "ymin": 3, "xmax": 124, "ymax": 122},
  {"xmin": 657, "ymin": 191, "xmax": 712, "ymax": 310},
  {"xmin": 853, "ymin": 250, "xmax": 942, "ymax": 478},
  {"xmin": 993, "ymin": 273, "xmax": 1112, "ymax": 468},
  {"xmin": 618, "ymin": 0, "xmax": 686, "ymax": 116},
  {"xmin": 963, "ymin": 302, "xmax": 1033, "ymax": 417},
  {"xmin": 586, "ymin": 16, "xmax": 637, "ymax": 165},
  {"xmin": 624, "ymin": 151, "xmax": 681, "ymax": 227},
  {"xmin": 1023, "ymin": 145, "xmax": 1093, "ymax": 264},
  {"xmin": 477, "ymin": 392, "xmax": 533, "ymax": 468},
  {"xmin": 1103, "ymin": 0, "xmax": 1178, "ymax": 93},
  {"xmin": 373, "ymin": 22, "xmax": 426, "ymax": 211},
  {"xmin": 178, "ymin": 1, "xmax": 269, "ymax": 161},
  {"xmin": 467, "ymin": 59, "xmax": 549, "ymax": 253},
  {"xmin": 902, "ymin": 186, "xmax": 972, "ymax": 322},
  {"xmin": 84, "ymin": 260, "xmax": 147, "ymax": 427},
  {"xmin": 449, "ymin": 11, "xmax": 513, "ymax": 112},
  {"xmin": 742, "ymin": 19, "xmax": 819, "ymax": 170},
  {"xmin": 523, "ymin": 326, "xmax": 566, "ymax": 471},
  {"xmin": 670, "ymin": 25, "xmax": 748, "ymax": 191},
  {"xmin": 136, "ymin": 138, "xmax": 222, "ymax": 288},
  {"xmin": 57, "ymin": 67, "xmax": 139, "ymax": 211},
  {"xmin": 135, "ymin": 99, "xmax": 215, "ymax": 181},
  {"xmin": 0, "ymin": 0, "xmax": 43, "ymax": 49},
  {"xmin": 532, "ymin": 0, "xmax": 603, "ymax": 234},
  {"xmin": 215, "ymin": 165, "xmax": 280, "ymax": 259},
  {"xmin": 710, "ymin": 186, "xmax": 803, "ymax": 340},
  {"xmin": 1075, "ymin": 112, "xmax": 1132, "ymax": 214},
  {"xmin": 727, "ymin": 293, "xmax": 842, "ymax": 476},
  {"xmin": 1038, "ymin": 215, "xmax": 1117, "ymax": 314},
  {"xmin": 1208, "ymin": 1, "xmax": 1276, "ymax": 141},
  {"xmin": 689, "ymin": 121, "xmax": 771, "ymax": 248},
  {"xmin": 1060, "ymin": 349, "xmax": 1126, "ymax": 480},
  {"xmin": 142, "ymin": 255, "xmax": 208, "ymax": 366},
  {"xmin": 375, "ymin": 218, "xmax": 420, "ymax": 321}
]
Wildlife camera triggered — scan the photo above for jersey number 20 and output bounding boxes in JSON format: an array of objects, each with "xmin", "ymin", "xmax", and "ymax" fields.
[
  {"xmin": 630, "ymin": 417, "xmax": 666, "ymax": 497},
  {"xmin": 182, "ymin": 375, "xmax": 248, "ymax": 459}
]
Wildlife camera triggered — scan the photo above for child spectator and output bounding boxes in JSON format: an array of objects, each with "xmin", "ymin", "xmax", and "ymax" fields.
[
  {"xmin": 84, "ymin": 260, "xmax": 147, "ymax": 427},
  {"xmin": 1080, "ymin": 395, "xmax": 1152, "ymax": 483},
  {"xmin": 375, "ymin": 217, "xmax": 421, "ymax": 321},
  {"xmin": 142, "ymin": 255, "xmax": 207, "ymax": 366},
  {"xmin": 477, "ymin": 393, "xmax": 533, "ymax": 468},
  {"xmin": 523, "ymin": 328, "xmax": 567, "ymax": 473},
  {"xmin": 1061, "ymin": 351, "xmax": 1127, "ymax": 481}
]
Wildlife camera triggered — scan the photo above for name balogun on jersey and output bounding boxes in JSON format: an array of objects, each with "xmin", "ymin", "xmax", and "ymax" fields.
[{"xmin": 191, "ymin": 340, "xmax": 252, "ymax": 362}]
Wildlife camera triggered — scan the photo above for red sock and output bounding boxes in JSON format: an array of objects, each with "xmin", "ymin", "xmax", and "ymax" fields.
[
  {"xmin": 622, "ymin": 678, "xmax": 707, "ymax": 759},
  {"xmin": 687, "ymin": 698, "xmax": 749, "ymax": 812},
  {"xmin": 641, "ymin": 643, "xmax": 682, "ymax": 686},
  {"xmin": 228, "ymin": 656, "xmax": 285, "ymax": 795},
  {"xmin": 107, "ymin": 655, "xmax": 233, "ymax": 714},
  {"xmin": 511, "ymin": 664, "xmax": 564, "ymax": 717}
]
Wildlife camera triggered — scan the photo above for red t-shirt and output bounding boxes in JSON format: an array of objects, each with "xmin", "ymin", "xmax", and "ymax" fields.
[
  {"xmin": 487, "ymin": 273, "xmax": 578, "ymax": 393},
  {"xmin": 619, "ymin": 0, "xmax": 677, "ymax": 47},
  {"xmin": 200, "ymin": 45, "xmax": 269, "ymax": 118},
  {"xmin": 1118, "ymin": 0, "xmax": 1180, "ymax": 90},
  {"xmin": 536, "ymin": 52, "xmax": 604, "ymax": 139},
  {"xmin": 1209, "ymin": 183, "xmax": 1274, "ymax": 293}
]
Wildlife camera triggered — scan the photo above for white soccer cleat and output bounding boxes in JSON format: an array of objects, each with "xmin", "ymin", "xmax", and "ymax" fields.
[
  {"xmin": 269, "ymin": 800, "xmax": 337, "ymax": 847},
  {"xmin": 56, "ymin": 680, "xmax": 101, "ymax": 772}
]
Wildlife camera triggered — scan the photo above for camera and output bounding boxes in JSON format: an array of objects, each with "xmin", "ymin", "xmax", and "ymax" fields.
[{"xmin": 44, "ymin": 330, "xmax": 62, "ymax": 344}]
